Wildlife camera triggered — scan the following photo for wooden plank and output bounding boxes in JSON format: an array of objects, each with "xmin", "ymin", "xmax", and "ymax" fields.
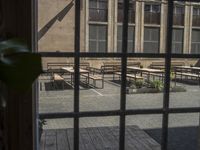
[
  {"xmin": 126, "ymin": 127, "xmax": 154, "ymax": 150},
  {"xmin": 45, "ymin": 130, "xmax": 57, "ymax": 150},
  {"xmin": 43, "ymin": 126, "xmax": 160, "ymax": 150},
  {"xmin": 98, "ymin": 127, "xmax": 119, "ymax": 150},
  {"xmin": 66, "ymin": 128, "xmax": 73, "ymax": 150},
  {"xmin": 79, "ymin": 128, "xmax": 96, "ymax": 150},
  {"xmin": 85, "ymin": 127, "xmax": 107, "ymax": 150},
  {"xmin": 40, "ymin": 130, "xmax": 46, "ymax": 150},
  {"xmin": 56, "ymin": 130, "xmax": 70, "ymax": 150}
]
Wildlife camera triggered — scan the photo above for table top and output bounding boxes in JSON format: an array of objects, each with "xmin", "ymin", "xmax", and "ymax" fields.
[
  {"xmin": 174, "ymin": 66, "xmax": 200, "ymax": 71},
  {"xmin": 62, "ymin": 67, "xmax": 89, "ymax": 73},
  {"xmin": 127, "ymin": 66, "xmax": 164, "ymax": 73}
]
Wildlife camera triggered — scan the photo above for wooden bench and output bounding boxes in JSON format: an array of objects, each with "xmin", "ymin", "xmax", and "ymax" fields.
[
  {"xmin": 149, "ymin": 61, "xmax": 185, "ymax": 70},
  {"xmin": 51, "ymin": 73, "xmax": 65, "ymax": 89},
  {"xmin": 114, "ymin": 72, "xmax": 143, "ymax": 82},
  {"xmin": 81, "ymin": 74, "xmax": 104, "ymax": 88}
]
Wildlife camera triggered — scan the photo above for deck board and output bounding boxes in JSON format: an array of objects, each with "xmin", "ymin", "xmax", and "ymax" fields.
[{"xmin": 40, "ymin": 126, "xmax": 160, "ymax": 150}]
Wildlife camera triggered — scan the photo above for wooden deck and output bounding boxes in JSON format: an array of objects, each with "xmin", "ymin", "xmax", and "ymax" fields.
[{"xmin": 40, "ymin": 125, "xmax": 160, "ymax": 150}]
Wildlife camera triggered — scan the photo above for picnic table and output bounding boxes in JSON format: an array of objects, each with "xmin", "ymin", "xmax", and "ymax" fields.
[
  {"xmin": 61, "ymin": 67, "xmax": 104, "ymax": 88},
  {"xmin": 127, "ymin": 66, "xmax": 164, "ymax": 82},
  {"xmin": 174, "ymin": 66, "xmax": 200, "ymax": 86},
  {"xmin": 62, "ymin": 67, "xmax": 90, "ymax": 86}
]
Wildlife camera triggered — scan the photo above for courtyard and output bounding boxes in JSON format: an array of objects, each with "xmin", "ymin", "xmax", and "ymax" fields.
[{"xmin": 39, "ymin": 76, "xmax": 200, "ymax": 150}]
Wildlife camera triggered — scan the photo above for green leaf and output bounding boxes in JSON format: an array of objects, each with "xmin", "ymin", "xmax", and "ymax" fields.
[
  {"xmin": 0, "ymin": 52, "xmax": 42, "ymax": 90},
  {"xmin": 0, "ymin": 38, "xmax": 29, "ymax": 53},
  {"xmin": 0, "ymin": 39, "xmax": 42, "ymax": 91}
]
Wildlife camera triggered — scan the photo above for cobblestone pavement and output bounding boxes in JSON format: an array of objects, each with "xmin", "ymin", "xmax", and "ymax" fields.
[{"xmin": 39, "ymin": 77, "xmax": 200, "ymax": 149}]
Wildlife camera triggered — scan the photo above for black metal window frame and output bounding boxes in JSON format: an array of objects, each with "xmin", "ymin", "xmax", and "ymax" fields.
[{"xmin": 38, "ymin": 1, "xmax": 200, "ymax": 150}]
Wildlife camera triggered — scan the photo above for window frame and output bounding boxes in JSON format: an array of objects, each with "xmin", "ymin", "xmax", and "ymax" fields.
[{"xmin": 37, "ymin": 1, "xmax": 200, "ymax": 150}]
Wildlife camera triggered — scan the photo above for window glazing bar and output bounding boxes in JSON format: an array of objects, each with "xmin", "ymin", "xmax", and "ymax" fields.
[
  {"xmin": 39, "ymin": 107, "xmax": 200, "ymax": 120},
  {"xmin": 39, "ymin": 52, "xmax": 200, "ymax": 58},
  {"xmin": 162, "ymin": 0, "xmax": 174, "ymax": 150},
  {"xmin": 74, "ymin": 0, "xmax": 81, "ymax": 150},
  {"xmin": 119, "ymin": 0, "xmax": 130, "ymax": 150}
]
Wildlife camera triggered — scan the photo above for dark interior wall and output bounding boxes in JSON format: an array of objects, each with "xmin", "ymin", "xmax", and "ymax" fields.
[{"xmin": 0, "ymin": 0, "xmax": 34, "ymax": 150}]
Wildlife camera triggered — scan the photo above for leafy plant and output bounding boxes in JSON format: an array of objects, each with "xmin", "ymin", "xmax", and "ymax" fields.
[
  {"xmin": 130, "ymin": 80, "xmax": 144, "ymax": 89},
  {"xmin": 149, "ymin": 80, "xmax": 163, "ymax": 91},
  {"xmin": 0, "ymin": 38, "xmax": 42, "ymax": 90}
]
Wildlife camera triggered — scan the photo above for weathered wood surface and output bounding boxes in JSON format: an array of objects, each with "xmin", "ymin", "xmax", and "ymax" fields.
[{"xmin": 40, "ymin": 126, "xmax": 160, "ymax": 150}]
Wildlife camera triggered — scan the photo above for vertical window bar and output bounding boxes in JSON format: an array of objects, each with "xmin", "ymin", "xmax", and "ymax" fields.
[
  {"xmin": 119, "ymin": 0, "xmax": 129, "ymax": 150},
  {"xmin": 162, "ymin": 0, "xmax": 174, "ymax": 150},
  {"xmin": 74, "ymin": 0, "xmax": 81, "ymax": 150}
]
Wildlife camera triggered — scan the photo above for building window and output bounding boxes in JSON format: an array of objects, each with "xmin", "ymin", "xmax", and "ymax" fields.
[
  {"xmin": 117, "ymin": 26, "xmax": 134, "ymax": 52},
  {"xmin": 89, "ymin": 0, "xmax": 108, "ymax": 22},
  {"xmin": 89, "ymin": 25, "xmax": 107, "ymax": 52},
  {"xmin": 173, "ymin": 5, "xmax": 184, "ymax": 26},
  {"xmin": 89, "ymin": 0, "xmax": 108, "ymax": 52},
  {"xmin": 193, "ymin": 7, "xmax": 200, "ymax": 27},
  {"xmin": 118, "ymin": 0, "xmax": 135, "ymax": 23},
  {"xmin": 144, "ymin": 3, "xmax": 161, "ymax": 24},
  {"xmin": 172, "ymin": 29, "xmax": 184, "ymax": 54},
  {"xmin": 191, "ymin": 29, "xmax": 200, "ymax": 54},
  {"xmin": 143, "ymin": 27, "xmax": 160, "ymax": 53}
]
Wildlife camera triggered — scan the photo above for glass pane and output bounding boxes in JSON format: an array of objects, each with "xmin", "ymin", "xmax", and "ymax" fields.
[
  {"xmin": 89, "ymin": 41, "xmax": 97, "ymax": 52},
  {"xmin": 168, "ymin": 113, "xmax": 200, "ymax": 150},
  {"xmin": 89, "ymin": 0, "xmax": 97, "ymax": 8},
  {"xmin": 145, "ymin": 4, "xmax": 151, "ymax": 12},
  {"xmin": 98, "ymin": 41, "xmax": 107, "ymax": 52},
  {"xmin": 193, "ymin": 7, "xmax": 198, "ymax": 16},
  {"xmin": 169, "ymin": 58, "xmax": 200, "ymax": 108},
  {"xmin": 38, "ymin": 0, "xmax": 75, "ymax": 52},
  {"xmin": 126, "ymin": 115, "xmax": 162, "ymax": 150},
  {"xmin": 39, "ymin": 119, "xmax": 74, "ymax": 150},
  {"xmin": 151, "ymin": 28, "xmax": 159, "ymax": 41},
  {"xmin": 192, "ymin": 30, "xmax": 200, "ymax": 42},
  {"xmin": 80, "ymin": 117, "xmax": 119, "ymax": 150},
  {"xmin": 152, "ymin": 4, "xmax": 160, "ymax": 13},
  {"xmin": 117, "ymin": 41, "xmax": 122, "ymax": 52},
  {"xmin": 98, "ymin": 25, "xmax": 107, "ymax": 40},
  {"xmin": 39, "ymin": 57, "xmax": 74, "ymax": 113},
  {"xmin": 126, "ymin": 58, "xmax": 165, "ymax": 109},
  {"xmin": 173, "ymin": 4, "xmax": 184, "ymax": 26},
  {"xmin": 128, "ymin": 42, "xmax": 134, "ymax": 53},
  {"xmin": 89, "ymin": 25, "xmax": 97, "ymax": 40},
  {"xmin": 144, "ymin": 28, "xmax": 159, "ymax": 53},
  {"xmin": 79, "ymin": 58, "xmax": 121, "ymax": 111},
  {"xmin": 128, "ymin": 26, "xmax": 134, "ymax": 40},
  {"xmin": 175, "ymin": 6, "xmax": 184, "ymax": 15},
  {"xmin": 99, "ymin": 0, "xmax": 107, "ymax": 9}
]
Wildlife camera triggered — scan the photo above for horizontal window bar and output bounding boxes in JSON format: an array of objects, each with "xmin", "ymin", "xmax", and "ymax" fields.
[
  {"xmin": 39, "ymin": 107, "xmax": 200, "ymax": 119},
  {"xmin": 39, "ymin": 52, "xmax": 200, "ymax": 58}
]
